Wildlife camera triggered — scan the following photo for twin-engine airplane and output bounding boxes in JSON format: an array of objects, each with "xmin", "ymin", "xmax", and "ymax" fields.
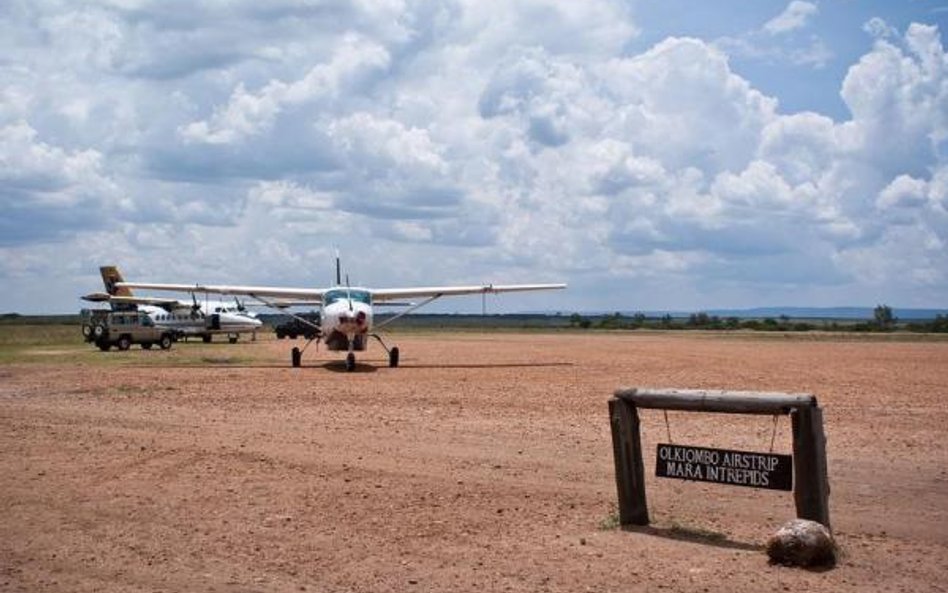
[
  {"xmin": 82, "ymin": 266, "xmax": 263, "ymax": 343},
  {"xmin": 116, "ymin": 260, "xmax": 566, "ymax": 370}
]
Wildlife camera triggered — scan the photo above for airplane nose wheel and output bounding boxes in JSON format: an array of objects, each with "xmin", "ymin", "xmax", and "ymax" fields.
[{"xmin": 346, "ymin": 352, "xmax": 356, "ymax": 372}]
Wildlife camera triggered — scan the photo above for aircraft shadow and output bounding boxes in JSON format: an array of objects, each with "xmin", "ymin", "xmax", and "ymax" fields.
[
  {"xmin": 622, "ymin": 524, "xmax": 763, "ymax": 552},
  {"xmin": 399, "ymin": 362, "xmax": 574, "ymax": 370},
  {"xmin": 319, "ymin": 361, "xmax": 378, "ymax": 374},
  {"xmin": 128, "ymin": 361, "xmax": 571, "ymax": 372}
]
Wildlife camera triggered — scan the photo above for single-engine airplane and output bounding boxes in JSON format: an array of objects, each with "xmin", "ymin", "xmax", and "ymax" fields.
[{"xmin": 116, "ymin": 259, "xmax": 566, "ymax": 370}]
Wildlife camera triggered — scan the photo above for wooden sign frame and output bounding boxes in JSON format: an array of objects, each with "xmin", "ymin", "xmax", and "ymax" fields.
[{"xmin": 609, "ymin": 388, "xmax": 830, "ymax": 529}]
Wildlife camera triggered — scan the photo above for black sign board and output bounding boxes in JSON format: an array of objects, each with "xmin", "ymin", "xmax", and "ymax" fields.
[{"xmin": 656, "ymin": 443, "xmax": 792, "ymax": 491}]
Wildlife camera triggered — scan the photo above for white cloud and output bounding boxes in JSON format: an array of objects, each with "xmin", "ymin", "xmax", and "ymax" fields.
[
  {"xmin": 764, "ymin": 1, "xmax": 819, "ymax": 36},
  {"xmin": 1, "ymin": 1, "xmax": 947, "ymax": 312},
  {"xmin": 180, "ymin": 34, "xmax": 391, "ymax": 144},
  {"xmin": 877, "ymin": 175, "xmax": 928, "ymax": 210},
  {"xmin": 863, "ymin": 17, "xmax": 897, "ymax": 40},
  {"xmin": 840, "ymin": 23, "xmax": 948, "ymax": 175},
  {"xmin": 0, "ymin": 120, "xmax": 127, "ymax": 246},
  {"xmin": 716, "ymin": 1, "xmax": 830, "ymax": 71}
]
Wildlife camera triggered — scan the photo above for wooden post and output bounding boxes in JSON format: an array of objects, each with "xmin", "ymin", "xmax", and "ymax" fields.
[
  {"xmin": 609, "ymin": 397, "xmax": 649, "ymax": 526},
  {"xmin": 791, "ymin": 405, "xmax": 831, "ymax": 529}
]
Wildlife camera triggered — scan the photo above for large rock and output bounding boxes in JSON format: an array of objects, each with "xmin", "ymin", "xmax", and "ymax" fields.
[{"xmin": 766, "ymin": 519, "xmax": 837, "ymax": 568}]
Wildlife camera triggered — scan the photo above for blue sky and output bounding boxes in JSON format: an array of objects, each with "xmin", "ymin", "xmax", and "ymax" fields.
[{"xmin": 1, "ymin": 0, "xmax": 946, "ymax": 314}]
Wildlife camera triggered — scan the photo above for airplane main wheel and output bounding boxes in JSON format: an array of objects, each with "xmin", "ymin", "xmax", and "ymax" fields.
[
  {"xmin": 202, "ymin": 335, "xmax": 212, "ymax": 343},
  {"xmin": 389, "ymin": 347, "xmax": 400, "ymax": 368},
  {"xmin": 291, "ymin": 347, "xmax": 301, "ymax": 368},
  {"xmin": 228, "ymin": 335, "xmax": 238, "ymax": 344},
  {"xmin": 345, "ymin": 353, "xmax": 355, "ymax": 372}
]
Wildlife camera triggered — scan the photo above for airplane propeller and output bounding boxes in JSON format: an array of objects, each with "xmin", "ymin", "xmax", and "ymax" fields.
[{"xmin": 190, "ymin": 292, "xmax": 202, "ymax": 318}]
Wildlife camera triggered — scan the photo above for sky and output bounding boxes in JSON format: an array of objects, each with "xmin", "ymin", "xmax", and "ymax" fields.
[{"xmin": 1, "ymin": 0, "xmax": 947, "ymax": 314}]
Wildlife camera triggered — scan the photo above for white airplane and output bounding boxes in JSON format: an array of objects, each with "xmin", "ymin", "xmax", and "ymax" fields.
[
  {"xmin": 116, "ymin": 258, "xmax": 566, "ymax": 370},
  {"xmin": 82, "ymin": 266, "xmax": 263, "ymax": 343}
]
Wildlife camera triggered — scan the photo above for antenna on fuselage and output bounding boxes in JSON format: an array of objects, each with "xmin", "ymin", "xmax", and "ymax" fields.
[
  {"xmin": 345, "ymin": 274, "xmax": 352, "ymax": 311},
  {"xmin": 335, "ymin": 248, "xmax": 342, "ymax": 286}
]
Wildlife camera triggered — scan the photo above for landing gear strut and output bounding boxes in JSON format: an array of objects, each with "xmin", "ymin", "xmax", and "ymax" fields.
[
  {"xmin": 345, "ymin": 352, "xmax": 356, "ymax": 372},
  {"xmin": 289, "ymin": 332, "xmax": 321, "ymax": 368},
  {"xmin": 371, "ymin": 334, "xmax": 399, "ymax": 368}
]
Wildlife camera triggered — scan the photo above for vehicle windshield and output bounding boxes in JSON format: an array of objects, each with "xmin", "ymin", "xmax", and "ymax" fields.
[{"xmin": 323, "ymin": 289, "xmax": 372, "ymax": 306}]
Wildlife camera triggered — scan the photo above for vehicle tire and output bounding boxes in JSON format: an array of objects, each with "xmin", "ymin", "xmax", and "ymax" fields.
[
  {"xmin": 389, "ymin": 347, "xmax": 400, "ymax": 368},
  {"xmin": 291, "ymin": 347, "xmax": 301, "ymax": 368},
  {"xmin": 289, "ymin": 333, "xmax": 298, "ymax": 340},
  {"xmin": 117, "ymin": 336, "xmax": 132, "ymax": 351},
  {"xmin": 202, "ymin": 335, "xmax": 212, "ymax": 343},
  {"xmin": 81, "ymin": 324, "xmax": 92, "ymax": 339},
  {"xmin": 141, "ymin": 342, "xmax": 153, "ymax": 350},
  {"xmin": 276, "ymin": 330, "xmax": 285, "ymax": 339},
  {"xmin": 159, "ymin": 334, "xmax": 173, "ymax": 350},
  {"xmin": 97, "ymin": 341, "xmax": 111, "ymax": 352},
  {"xmin": 93, "ymin": 324, "xmax": 105, "ymax": 338},
  {"xmin": 346, "ymin": 352, "xmax": 356, "ymax": 372}
]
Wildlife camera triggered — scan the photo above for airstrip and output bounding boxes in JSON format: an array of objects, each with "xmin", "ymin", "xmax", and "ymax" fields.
[{"xmin": 2, "ymin": 329, "xmax": 946, "ymax": 592}]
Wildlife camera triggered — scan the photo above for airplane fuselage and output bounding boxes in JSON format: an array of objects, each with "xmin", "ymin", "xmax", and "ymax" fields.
[
  {"xmin": 142, "ymin": 304, "xmax": 262, "ymax": 338},
  {"xmin": 320, "ymin": 288, "xmax": 373, "ymax": 351}
]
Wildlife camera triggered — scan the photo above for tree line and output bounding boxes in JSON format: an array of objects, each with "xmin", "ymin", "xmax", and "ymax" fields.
[{"xmin": 568, "ymin": 306, "xmax": 948, "ymax": 333}]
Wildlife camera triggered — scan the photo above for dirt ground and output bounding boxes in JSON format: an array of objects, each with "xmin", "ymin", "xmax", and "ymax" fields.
[{"xmin": 1, "ymin": 331, "xmax": 947, "ymax": 592}]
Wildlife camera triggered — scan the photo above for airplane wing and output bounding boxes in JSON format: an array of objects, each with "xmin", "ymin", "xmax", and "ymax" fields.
[
  {"xmin": 256, "ymin": 299, "xmax": 324, "ymax": 309},
  {"xmin": 371, "ymin": 283, "xmax": 566, "ymax": 302},
  {"xmin": 115, "ymin": 282, "xmax": 325, "ymax": 303},
  {"xmin": 115, "ymin": 281, "xmax": 564, "ymax": 305},
  {"xmin": 80, "ymin": 292, "xmax": 188, "ymax": 309}
]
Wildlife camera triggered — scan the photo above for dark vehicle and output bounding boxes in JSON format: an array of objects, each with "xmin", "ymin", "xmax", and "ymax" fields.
[
  {"xmin": 81, "ymin": 308, "xmax": 177, "ymax": 351},
  {"xmin": 273, "ymin": 313, "xmax": 321, "ymax": 340}
]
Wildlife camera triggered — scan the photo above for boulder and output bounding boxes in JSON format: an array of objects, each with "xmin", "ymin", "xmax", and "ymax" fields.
[{"xmin": 766, "ymin": 519, "xmax": 837, "ymax": 568}]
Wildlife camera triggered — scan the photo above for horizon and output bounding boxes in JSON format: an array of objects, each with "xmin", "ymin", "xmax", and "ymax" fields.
[{"xmin": 7, "ymin": 304, "xmax": 946, "ymax": 320}]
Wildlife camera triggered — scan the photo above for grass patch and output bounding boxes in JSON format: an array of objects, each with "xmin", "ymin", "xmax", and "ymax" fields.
[
  {"xmin": 0, "ymin": 324, "xmax": 261, "ymax": 366},
  {"xmin": 598, "ymin": 506, "xmax": 621, "ymax": 531}
]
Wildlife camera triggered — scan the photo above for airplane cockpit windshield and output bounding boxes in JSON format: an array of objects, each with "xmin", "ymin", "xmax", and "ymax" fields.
[{"xmin": 324, "ymin": 289, "xmax": 372, "ymax": 306}]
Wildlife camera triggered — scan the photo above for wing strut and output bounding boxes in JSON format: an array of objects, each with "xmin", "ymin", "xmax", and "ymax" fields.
[
  {"xmin": 374, "ymin": 293, "xmax": 443, "ymax": 331},
  {"xmin": 247, "ymin": 294, "xmax": 321, "ymax": 332}
]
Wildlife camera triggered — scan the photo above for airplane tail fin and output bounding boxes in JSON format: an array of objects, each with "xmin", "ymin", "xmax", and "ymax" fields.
[
  {"xmin": 100, "ymin": 266, "xmax": 133, "ymax": 296},
  {"xmin": 99, "ymin": 266, "xmax": 139, "ymax": 311}
]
